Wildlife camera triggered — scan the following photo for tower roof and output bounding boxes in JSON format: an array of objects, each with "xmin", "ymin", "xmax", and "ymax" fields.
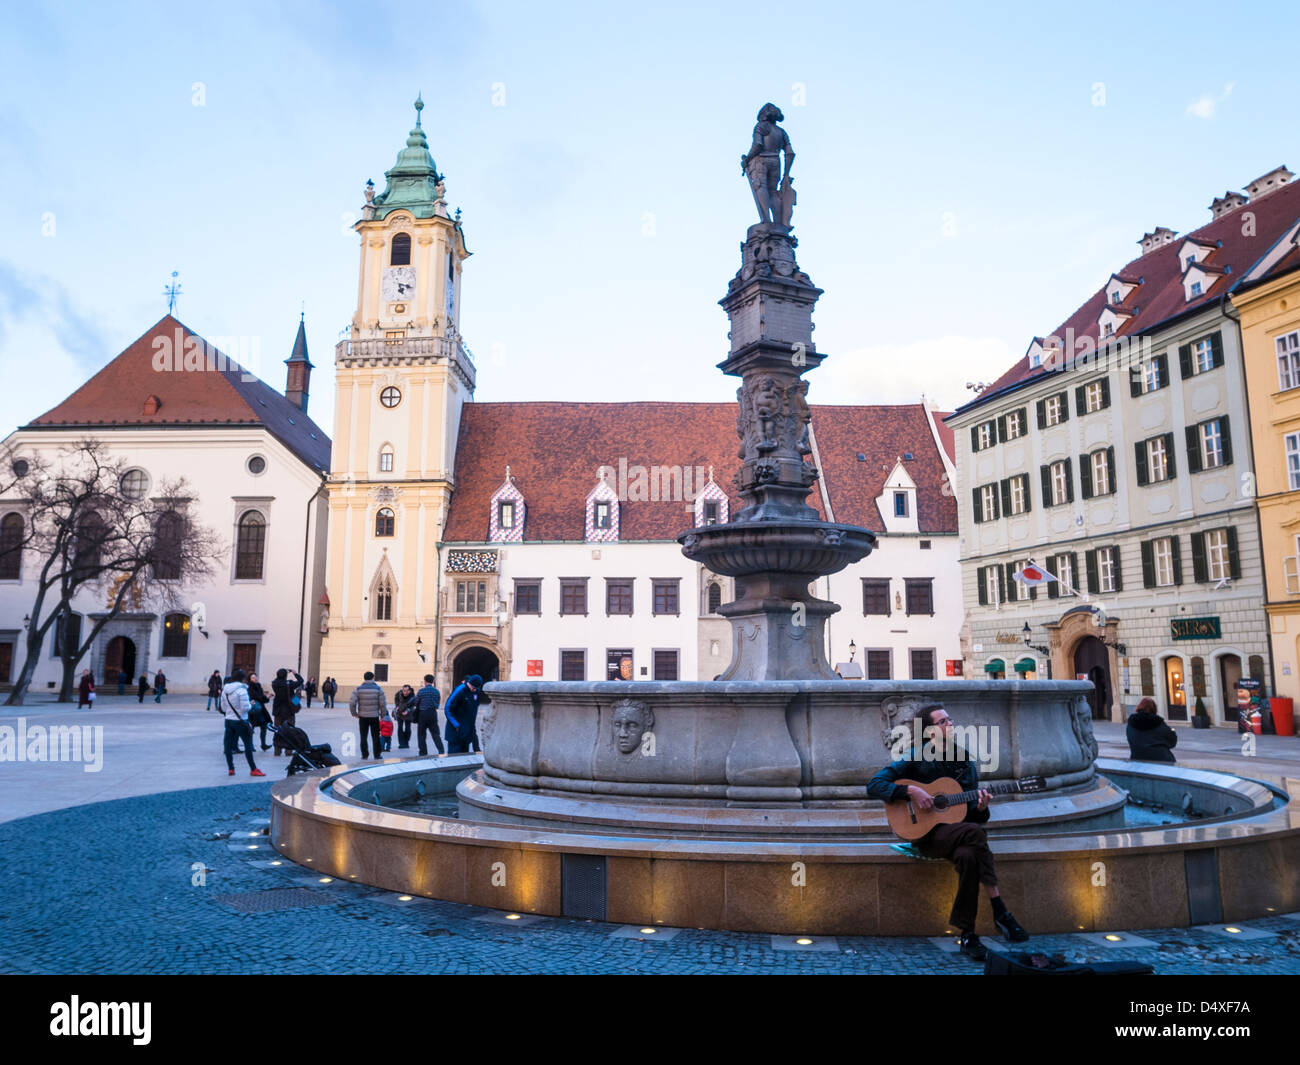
[
  {"xmin": 371, "ymin": 95, "xmax": 445, "ymax": 220},
  {"xmin": 285, "ymin": 314, "xmax": 313, "ymax": 369}
]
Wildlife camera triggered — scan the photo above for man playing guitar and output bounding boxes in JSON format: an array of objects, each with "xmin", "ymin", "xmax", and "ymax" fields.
[{"xmin": 868, "ymin": 702, "xmax": 1029, "ymax": 961}]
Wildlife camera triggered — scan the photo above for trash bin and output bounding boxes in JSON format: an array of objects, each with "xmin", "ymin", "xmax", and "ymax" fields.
[{"xmin": 1269, "ymin": 697, "xmax": 1295, "ymax": 737}]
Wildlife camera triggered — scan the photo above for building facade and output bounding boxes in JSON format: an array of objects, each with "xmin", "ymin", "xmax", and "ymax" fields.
[
  {"xmin": 0, "ymin": 316, "xmax": 330, "ymax": 693},
  {"xmin": 948, "ymin": 167, "xmax": 1300, "ymax": 726}
]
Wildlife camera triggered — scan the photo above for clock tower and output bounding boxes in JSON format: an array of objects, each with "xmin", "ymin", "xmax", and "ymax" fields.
[{"xmin": 320, "ymin": 96, "xmax": 475, "ymax": 691}]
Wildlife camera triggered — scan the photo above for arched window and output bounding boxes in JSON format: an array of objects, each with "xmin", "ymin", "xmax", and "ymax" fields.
[
  {"xmin": 374, "ymin": 574, "xmax": 394, "ymax": 621},
  {"xmin": 152, "ymin": 510, "xmax": 184, "ymax": 579},
  {"xmin": 390, "ymin": 233, "xmax": 411, "ymax": 266},
  {"xmin": 375, "ymin": 508, "xmax": 395, "ymax": 537},
  {"xmin": 161, "ymin": 613, "xmax": 191, "ymax": 657},
  {"xmin": 53, "ymin": 610, "xmax": 82, "ymax": 658},
  {"xmin": 379, "ymin": 446, "xmax": 394, "ymax": 472},
  {"xmin": 707, "ymin": 581, "xmax": 722, "ymax": 614},
  {"xmin": 119, "ymin": 469, "xmax": 149, "ymax": 500},
  {"xmin": 0, "ymin": 512, "xmax": 22, "ymax": 579},
  {"xmin": 235, "ymin": 511, "xmax": 266, "ymax": 580},
  {"xmin": 74, "ymin": 510, "xmax": 106, "ymax": 575}
]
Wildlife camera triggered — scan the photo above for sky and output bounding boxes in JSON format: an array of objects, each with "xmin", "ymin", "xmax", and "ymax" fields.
[{"xmin": 2, "ymin": 0, "xmax": 1298, "ymax": 440}]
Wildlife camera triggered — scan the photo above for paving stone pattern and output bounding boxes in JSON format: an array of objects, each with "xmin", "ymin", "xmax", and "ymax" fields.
[{"xmin": 2, "ymin": 784, "xmax": 1298, "ymax": 974}]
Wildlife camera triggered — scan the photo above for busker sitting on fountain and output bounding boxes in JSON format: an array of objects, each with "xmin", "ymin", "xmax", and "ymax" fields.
[{"xmin": 867, "ymin": 702, "xmax": 1030, "ymax": 961}]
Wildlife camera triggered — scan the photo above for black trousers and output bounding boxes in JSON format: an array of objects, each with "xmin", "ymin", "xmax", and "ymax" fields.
[
  {"xmin": 224, "ymin": 719, "xmax": 257, "ymax": 771},
  {"xmin": 917, "ymin": 821, "xmax": 998, "ymax": 932},
  {"xmin": 397, "ymin": 717, "xmax": 412, "ymax": 748},
  {"xmin": 358, "ymin": 717, "xmax": 382, "ymax": 758},
  {"xmin": 417, "ymin": 712, "xmax": 444, "ymax": 756}
]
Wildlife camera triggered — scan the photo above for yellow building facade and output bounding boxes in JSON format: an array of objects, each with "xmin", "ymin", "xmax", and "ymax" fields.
[
  {"xmin": 319, "ymin": 98, "xmax": 475, "ymax": 694},
  {"xmin": 1237, "ymin": 255, "xmax": 1300, "ymax": 726}
]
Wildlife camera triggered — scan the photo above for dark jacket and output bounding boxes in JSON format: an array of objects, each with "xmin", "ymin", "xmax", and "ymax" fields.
[
  {"xmin": 207, "ymin": 674, "xmax": 223, "ymax": 697},
  {"xmin": 1127, "ymin": 711, "xmax": 1177, "ymax": 763},
  {"xmin": 272, "ymin": 672, "xmax": 303, "ymax": 717},
  {"xmin": 247, "ymin": 681, "xmax": 269, "ymax": 707},
  {"xmin": 414, "ymin": 684, "xmax": 441, "ymax": 718},
  {"xmin": 443, "ymin": 683, "xmax": 481, "ymax": 743},
  {"xmin": 866, "ymin": 748, "xmax": 991, "ymax": 825}
]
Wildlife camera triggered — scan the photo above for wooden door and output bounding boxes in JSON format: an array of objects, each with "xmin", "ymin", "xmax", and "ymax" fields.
[{"xmin": 232, "ymin": 643, "xmax": 258, "ymax": 677}]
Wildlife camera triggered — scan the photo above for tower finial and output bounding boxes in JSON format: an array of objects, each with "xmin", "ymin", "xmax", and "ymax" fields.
[{"xmin": 414, "ymin": 93, "xmax": 424, "ymax": 127}]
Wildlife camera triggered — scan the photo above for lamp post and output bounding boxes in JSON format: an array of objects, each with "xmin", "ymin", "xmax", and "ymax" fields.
[
  {"xmin": 1022, "ymin": 623, "xmax": 1054, "ymax": 679},
  {"xmin": 848, "ymin": 639, "xmax": 856, "ymax": 663}
]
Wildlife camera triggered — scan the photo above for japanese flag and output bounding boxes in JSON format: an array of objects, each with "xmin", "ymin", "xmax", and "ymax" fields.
[{"xmin": 1013, "ymin": 563, "xmax": 1057, "ymax": 587}]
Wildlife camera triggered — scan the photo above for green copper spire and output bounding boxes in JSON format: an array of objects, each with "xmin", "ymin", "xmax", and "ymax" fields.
[{"xmin": 371, "ymin": 95, "xmax": 445, "ymax": 219}]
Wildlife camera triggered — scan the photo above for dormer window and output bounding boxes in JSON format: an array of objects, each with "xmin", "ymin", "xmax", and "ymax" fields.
[
  {"xmin": 893, "ymin": 491, "xmax": 908, "ymax": 518},
  {"xmin": 1185, "ymin": 257, "xmax": 1195, "ymax": 272},
  {"xmin": 488, "ymin": 466, "xmax": 526, "ymax": 543},
  {"xmin": 595, "ymin": 500, "xmax": 611, "ymax": 528},
  {"xmin": 1110, "ymin": 290, "xmax": 1122, "ymax": 304},
  {"xmin": 585, "ymin": 469, "xmax": 620, "ymax": 542},
  {"xmin": 703, "ymin": 500, "xmax": 720, "ymax": 525},
  {"xmin": 1103, "ymin": 322, "xmax": 1114, "ymax": 337},
  {"xmin": 499, "ymin": 501, "xmax": 516, "ymax": 529},
  {"xmin": 1190, "ymin": 281, "xmax": 1203, "ymax": 297}
]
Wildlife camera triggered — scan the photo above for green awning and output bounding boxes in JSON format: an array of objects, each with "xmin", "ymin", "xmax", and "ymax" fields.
[
  {"xmin": 1013, "ymin": 657, "xmax": 1037, "ymax": 673},
  {"xmin": 984, "ymin": 659, "xmax": 1005, "ymax": 674}
]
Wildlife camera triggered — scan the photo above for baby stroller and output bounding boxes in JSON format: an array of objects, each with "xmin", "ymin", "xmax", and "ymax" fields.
[{"xmin": 268, "ymin": 721, "xmax": 341, "ymax": 776}]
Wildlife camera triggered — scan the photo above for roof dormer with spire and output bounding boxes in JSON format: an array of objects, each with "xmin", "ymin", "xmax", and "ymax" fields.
[{"xmin": 285, "ymin": 312, "xmax": 313, "ymax": 413}]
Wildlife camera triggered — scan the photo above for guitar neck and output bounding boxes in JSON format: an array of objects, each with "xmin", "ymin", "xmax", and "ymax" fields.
[{"xmin": 947, "ymin": 780, "xmax": 1020, "ymax": 806}]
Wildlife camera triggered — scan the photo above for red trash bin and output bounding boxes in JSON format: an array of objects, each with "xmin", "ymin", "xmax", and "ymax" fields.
[{"xmin": 1269, "ymin": 697, "xmax": 1295, "ymax": 737}]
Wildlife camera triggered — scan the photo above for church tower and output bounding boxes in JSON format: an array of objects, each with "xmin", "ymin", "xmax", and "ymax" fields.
[{"xmin": 319, "ymin": 96, "xmax": 475, "ymax": 690}]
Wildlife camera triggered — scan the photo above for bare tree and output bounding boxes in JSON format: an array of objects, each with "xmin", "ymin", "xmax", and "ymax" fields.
[{"xmin": 3, "ymin": 438, "xmax": 221, "ymax": 706}]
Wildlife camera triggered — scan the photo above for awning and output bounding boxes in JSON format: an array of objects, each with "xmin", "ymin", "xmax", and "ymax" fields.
[
  {"xmin": 984, "ymin": 659, "xmax": 1005, "ymax": 674},
  {"xmin": 1013, "ymin": 657, "xmax": 1037, "ymax": 673}
]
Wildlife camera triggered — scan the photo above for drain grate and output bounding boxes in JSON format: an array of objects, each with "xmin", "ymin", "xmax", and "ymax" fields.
[{"xmin": 214, "ymin": 888, "xmax": 337, "ymax": 913}]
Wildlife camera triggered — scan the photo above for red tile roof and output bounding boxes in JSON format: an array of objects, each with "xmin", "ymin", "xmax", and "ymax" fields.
[
  {"xmin": 962, "ymin": 178, "xmax": 1300, "ymax": 410},
  {"xmin": 26, "ymin": 316, "xmax": 331, "ymax": 471},
  {"xmin": 443, "ymin": 402, "xmax": 957, "ymax": 543}
]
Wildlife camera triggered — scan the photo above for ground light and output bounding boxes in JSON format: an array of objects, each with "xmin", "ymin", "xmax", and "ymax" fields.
[
  {"xmin": 1224, "ymin": 926, "xmax": 1242, "ymax": 933},
  {"xmin": 319, "ymin": 877, "xmax": 333, "ymax": 884},
  {"xmin": 505, "ymin": 914, "xmax": 522, "ymax": 920},
  {"xmin": 640, "ymin": 928, "xmax": 656, "ymax": 935},
  {"xmin": 1105, "ymin": 935, "xmax": 1123, "ymax": 941},
  {"xmin": 398, "ymin": 895, "xmax": 412, "ymax": 901},
  {"xmin": 795, "ymin": 938, "xmax": 813, "ymax": 945},
  {"xmin": 270, "ymin": 861, "xmax": 282, "ymax": 867}
]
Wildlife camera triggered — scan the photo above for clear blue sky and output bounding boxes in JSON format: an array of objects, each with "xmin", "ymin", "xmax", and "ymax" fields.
[{"xmin": 2, "ymin": 0, "xmax": 1297, "ymax": 439}]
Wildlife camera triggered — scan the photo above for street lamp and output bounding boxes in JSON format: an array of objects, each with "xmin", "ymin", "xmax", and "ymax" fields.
[
  {"xmin": 848, "ymin": 639, "xmax": 856, "ymax": 662},
  {"xmin": 1022, "ymin": 623, "xmax": 1054, "ymax": 679}
]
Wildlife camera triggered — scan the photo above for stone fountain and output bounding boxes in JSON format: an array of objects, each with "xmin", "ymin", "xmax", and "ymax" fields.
[{"xmin": 270, "ymin": 107, "xmax": 1300, "ymax": 936}]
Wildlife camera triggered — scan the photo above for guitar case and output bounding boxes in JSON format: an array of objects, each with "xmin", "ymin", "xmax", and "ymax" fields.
[{"xmin": 984, "ymin": 951, "xmax": 1154, "ymax": 976}]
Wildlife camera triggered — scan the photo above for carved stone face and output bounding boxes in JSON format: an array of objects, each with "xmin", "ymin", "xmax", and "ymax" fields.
[{"xmin": 612, "ymin": 700, "xmax": 653, "ymax": 754}]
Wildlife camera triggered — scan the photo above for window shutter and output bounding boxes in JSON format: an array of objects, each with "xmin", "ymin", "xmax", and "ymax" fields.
[
  {"xmin": 1170, "ymin": 535, "xmax": 1183, "ymax": 585},
  {"xmin": 1079, "ymin": 453, "xmax": 1093, "ymax": 499},
  {"xmin": 1185, "ymin": 424, "xmax": 1203, "ymax": 474},
  {"xmin": 977, "ymin": 568, "xmax": 987, "ymax": 606},
  {"xmin": 1210, "ymin": 330, "xmax": 1224, "ymax": 368},
  {"xmin": 1020, "ymin": 474, "xmax": 1032, "ymax": 514},
  {"xmin": 1155, "ymin": 353, "xmax": 1168, "ymax": 388},
  {"xmin": 1163, "ymin": 431, "xmax": 1177, "ymax": 478},
  {"xmin": 997, "ymin": 415, "xmax": 1007, "ymax": 443},
  {"xmin": 1106, "ymin": 446, "xmax": 1116, "ymax": 493},
  {"xmin": 1141, "ymin": 540, "xmax": 1155, "ymax": 588},
  {"xmin": 1029, "ymin": 581, "xmax": 1038, "ymax": 600},
  {"xmin": 997, "ymin": 565, "xmax": 1006, "ymax": 604},
  {"xmin": 1135, "ymin": 440, "xmax": 1149, "ymax": 486},
  {"xmin": 1000, "ymin": 479, "xmax": 1012, "ymax": 516},
  {"xmin": 1191, "ymin": 531, "xmax": 1207, "ymax": 583},
  {"xmin": 1036, "ymin": 399, "xmax": 1046, "ymax": 429},
  {"xmin": 1130, "ymin": 366, "xmax": 1142, "ymax": 398},
  {"xmin": 1069, "ymin": 553, "xmax": 1079, "ymax": 593},
  {"xmin": 1227, "ymin": 525, "xmax": 1240, "ymax": 579},
  {"xmin": 1085, "ymin": 549, "xmax": 1098, "ymax": 594},
  {"xmin": 1100, "ymin": 377, "xmax": 1111, "ymax": 408},
  {"xmin": 970, "ymin": 426, "xmax": 979, "ymax": 453},
  {"xmin": 1220, "ymin": 415, "xmax": 1233, "ymax": 466},
  {"xmin": 1064, "ymin": 457, "xmax": 1075, "ymax": 503},
  {"xmin": 972, "ymin": 487, "xmax": 983, "ymax": 525},
  {"xmin": 1075, "ymin": 384, "xmax": 1086, "ymax": 413},
  {"xmin": 1178, "ymin": 342, "xmax": 1193, "ymax": 379},
  {"xmin": 1058, "ymin": 391, "xmax": 1070, "ymax": 423},
  {"xmin": 1112, "ymin": 546, "xmax": 1123, "ymax": 591},
  {"xmin": 1047, "ymin": 558, "xmax": 1059, "ymax": 599},
  {"xmin": 1040, "ymin": 464, "xmax": 1052, "ymax": 507}
]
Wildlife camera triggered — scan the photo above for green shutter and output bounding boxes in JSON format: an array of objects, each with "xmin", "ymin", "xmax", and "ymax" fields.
[
  {"xmin": 1178, "ymin": 342, "xmax": 1193, "ymax": 379},
  {"xmin": 1106, "ymin": 447, "xmax": 1116, "ymax": 494},
  {"xmin": 1155, "ymin": 353, "xmax": 1169, "ymax": 388},
  {"xmin": 1064, "ymin": 457, "xmax": 1075, "ymax": 503},
  {"xmin": 1069, "ymin": 553, "xmax": 1080, "ymax": 594},
  {"xmin": 1047, "ymin": 557, "xmax": 1059, "ymax": 599},
  {"xmin": 1227, "ymin": 525, "xmax": 1240, "ymax": 579},
  {"xmin": 1000, "ymin": 478, "xmax": 1012, "ymax": 516},
  {"xmin": 1079, "ymin": 453, "xmax": 1093, "ymax": 499},
  {"xmin": 1085, "ymin": 549, "xmax": 1098, "ymax": 594},
  {"xmin": 1210, "ymin": 331, "xmax": 1224, "ymax": 368},
  {"xmin": 977, "ymin": 567, "xmax": 987, "ymax": 606},
  {"xmin": 1112, "ymin": 545, "xmax": 1124, "ymax": 592},
  {"xmin": 1130, "ymin": 365, "xmax": 1143, "ymax": 397},
  {"xmin": 1100, "ymin": 377, "xmax": 1111, "ymax": 408},
  {"xmin": 1135, "ymin": 440, "xmax": 1149, "ymax": 486},
  {"xmin": 1020, "ymin": 474, "xmax": 1032, "ymax": 514},
  {"xmin": 1040, "ymin": 464, "xmax": 1052, "ymax": 507},
  {"xmin": 1191, "ymin": 531, "xmax": 1207, "ymax": 583},
  {"xmin": 1186, "ymin": 424, "xmax": 1203, "ymax": 474},
  {"xmin": 1164, "ymin": 432, "xmax": 1177, "ymax": 478},
  {"xmin": 972, "ymin": 487, "xmax": 982, "ymax": 524},
  {"xmin": 1035, "ymin": 399, "xmax": 1046, "ymax": 430},
  {"xmin": 1220, "ymin": 414, "xmax": 1233, "ymax": 466},
  {"xmin": 1141, "ymin": 540, "xmax": 1155, "ymax": 588},
  {"xmin": 970, "ymin": 425, "xmax": 979, "ymax": 453},
  {"xmin": 1075, "ymin": 383, "xmax": 1087, "ymax": 413},
  {"xmin": 1171, "ymin": 536, "xmax": 1183, "ymax": 585},
  {"xmin": 997, "ymin": 415, "xmax": 1007, "ymax": 443},
  {"xmin": 1059, "ymin": 391, "xmax": 1070, "ymax": 422}
]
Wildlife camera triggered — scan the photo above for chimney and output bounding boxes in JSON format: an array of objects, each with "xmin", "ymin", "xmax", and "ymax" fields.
[
  {"xmin": 1138, "ymin": 227, "xmax": 1178, "ymax": 254},
  {"xmin": 1244, "ymin": 165, "xmax": 1294, "ymax": 201},
  {"xmin": 285, "ymin": 314, "xmax": 313, "ymax": 414},
  {"xmin": 1208, "ymin": 191, "xmax": 1249, "ymax": 219}
]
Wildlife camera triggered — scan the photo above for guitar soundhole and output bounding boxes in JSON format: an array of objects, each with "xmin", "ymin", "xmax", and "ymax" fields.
[{"xmin": 932, "ymin": 795, "xmax": 950, "ymax": 810}]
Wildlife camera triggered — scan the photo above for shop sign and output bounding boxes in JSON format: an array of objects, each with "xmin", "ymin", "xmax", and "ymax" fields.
[
  {"xmin": 527, "ymin": 659, "xmax": 543, "ymax": 677},
  {"xmin": 1170, "ymin": 616, "xmax": 1221, "ymax": 641}
]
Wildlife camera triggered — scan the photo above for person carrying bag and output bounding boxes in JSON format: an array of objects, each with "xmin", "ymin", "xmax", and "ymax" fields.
[{"xmin": 221, "ymin": 669, "xmax": 266, "ymax": 778}]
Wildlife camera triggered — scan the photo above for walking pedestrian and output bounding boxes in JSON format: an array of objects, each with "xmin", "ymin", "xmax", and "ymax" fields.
[
  {"xmin": 443, "ymin": 675, "xmax": 484, "ymax": 755},
  {"xmin": 322, "ymin": 677, "xmax": 337, "ymax": 708},
  {"xmin": 153, "ymin": 669, "xmax": 167, "ymax": 704},
  {"xmin": 414, "ymin": 675, "xmax": 444, "ymax": 757},
  {"xmin": 204, "ymin": 670, "xmax": 223, "ymax": 712},
  {"xmin": 305, "ymin": 676, "xmax": 318, "ymax": 708},
  {"xmin": 348, "ymin": 672, "xmax": 388, "ymax": 760},
  {"xmin": 116, "ymin": 669, "xmax": 126, "ymax": 696},
  {"xmin": 137, "ymin": 673, "xmax": 149, "ymax": 704},
  {"xmin": 219, "ymin": 668, "xmax": 266, "ymax": 778},
  {"xmin": 77, "ymin": 669, "xmax": 95, "ymax": 708},
  {"xmin": 271, "ymin": 668, "xmax": 304, "ymax": 755}
]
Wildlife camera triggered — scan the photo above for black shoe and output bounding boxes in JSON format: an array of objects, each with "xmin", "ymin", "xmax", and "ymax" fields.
[
  {"xmin": 957, "ymin": 933, "xmax": 987, "ymax": 962},
  {"xmin": 995, "ymin": 910, "xmax": 1030, "ymax": 942}
]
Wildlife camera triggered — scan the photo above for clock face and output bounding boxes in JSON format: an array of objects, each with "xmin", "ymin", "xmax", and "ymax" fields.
[{"xmin": 382, "ymin": 267, "xmax": 415, "ymax": 302}]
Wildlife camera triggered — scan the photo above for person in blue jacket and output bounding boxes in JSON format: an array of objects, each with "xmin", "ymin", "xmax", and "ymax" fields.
[
  {"xmin": 444, "ymin": 675, "xmax": 483, "ymax": 755},
  {"xmin": 867, "ymin": 702, "xmax": 1029, "ymax": 962}
]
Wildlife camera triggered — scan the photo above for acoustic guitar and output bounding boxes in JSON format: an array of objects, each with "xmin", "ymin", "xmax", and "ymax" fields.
[{"xmin": 885, "ymin": 776, "xmax": 1047, "ymax": 841}]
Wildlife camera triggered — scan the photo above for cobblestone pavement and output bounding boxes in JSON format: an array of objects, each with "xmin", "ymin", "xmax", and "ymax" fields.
[{"xmin": 2, "ymin": 784, "xmax": 1298, "ymax": 975}]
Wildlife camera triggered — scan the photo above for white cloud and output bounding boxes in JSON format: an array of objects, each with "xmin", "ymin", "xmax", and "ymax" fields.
[
  {"xmin": 1186, "ymin": 82, "xmax": 1234, "ymax": 120},
  {"xmin": 818, "ymin": 335, "xmax": 1017, "ymax": 412}
]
